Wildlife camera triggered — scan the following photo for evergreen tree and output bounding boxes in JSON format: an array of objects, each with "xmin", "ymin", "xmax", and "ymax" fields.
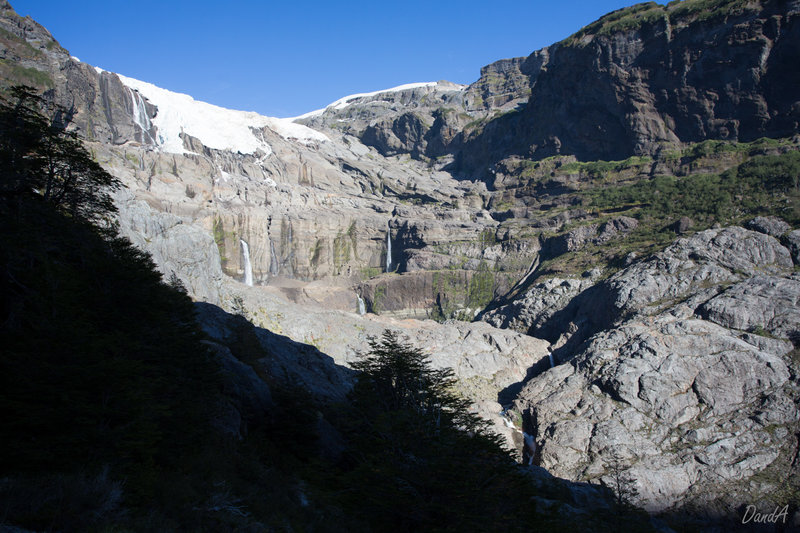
[
  {"xmin": 339, "ymin": 330, "xmax": 539, "ymax": 531},
  {"xmin": 0, "ymin": 85, "xmax": 120, "ymax": 226}
]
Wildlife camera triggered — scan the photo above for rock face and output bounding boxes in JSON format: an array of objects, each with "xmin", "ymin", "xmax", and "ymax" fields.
[
  {"xmin": 698, "ymin": 274, "xmax": 800, "ymax": 337},
  {"xmin": 515, "ymin": 315, "xmax": 797, "ymax": 514},
  {"xmin": 456, "ymin": 0, "xmax": 800, "ymax": 177},
  {"xmin": 747, "ymin": 215, "xmax": 792, "ymax": 236},
  {"xmin": 504, "ymin": 227, "xmax": 800, "ymax": 517}
]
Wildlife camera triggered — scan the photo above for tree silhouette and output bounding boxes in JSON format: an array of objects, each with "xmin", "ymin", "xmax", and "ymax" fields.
[
  {"xmin": 605, "ymin": 449, "xmax": 640, "ymax": 514},
  {"xmin": 0, "ymin": 85, "xmax": 120, "ymax": 226},
  {"xmin": 340, "ymin": 330, "xmax": 536, "ymax": 531}
]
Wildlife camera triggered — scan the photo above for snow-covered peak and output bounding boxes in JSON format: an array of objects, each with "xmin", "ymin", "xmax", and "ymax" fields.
[
  {"xmin": 292, "ymin": 81, "xmax": 466, "ymax": 120},
  {"xmin": 116, "ymin": 74, "xmax": 328, "ymax": 156}
]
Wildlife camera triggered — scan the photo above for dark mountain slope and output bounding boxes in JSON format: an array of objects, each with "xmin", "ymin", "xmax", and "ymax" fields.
[{"xmin": 454, "ymin": 0, "xmax": 800, "ymax": 178}]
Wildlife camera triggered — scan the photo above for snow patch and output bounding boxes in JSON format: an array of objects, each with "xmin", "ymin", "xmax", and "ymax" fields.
[
  {"xmin": 116, "ymin": 74, "xmax": 327, "ymax": 156},
  {"xmin": 292, "ymin": 81, "xmax": 466, "ymax": 120},
  {"xmin": 269, "ymin": 117, "xmax": 328, "ymax": 146}
]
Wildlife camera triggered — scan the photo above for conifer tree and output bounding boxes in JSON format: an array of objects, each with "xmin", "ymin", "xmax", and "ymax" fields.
[
  {"xmin": 340, "ymin": 330, "xmax": 536, "ymax": 531},
  {"xmin": 0, "ymin": 85, "xmax": 120, "ymax": 226}
]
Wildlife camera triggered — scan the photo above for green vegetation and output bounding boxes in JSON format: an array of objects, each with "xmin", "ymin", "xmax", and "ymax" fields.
[
  {"xmin": 371, "ymin": 284, "xmax": 386, "ymax": 313},
  {"xmin": 504, "ymin": 136, "xmax": 800, "ymax": 279},
  {"xmin": 309, "ymin": 237, "xmax": 325, "ymax": 269},
  {"xmin": 212, "ymin": 215, "xmax": 228, "ymax": 263},
  {"xmin": 431, "ymin": 270, "xmax": 466, "ymax": 321},
  {"xmin": 0, "ymin": 59, "xmax": 53, "ymax": 88},
  {"xmin": 584, "ymin": 151, "xmax": 800, "ymax": 226},
  {"xmin": 467, "ymin": 261, "xmax": 495, "ymax": 309},
  {"xmin": 564, "ymin": 2, "xmax": 663, "ymax": 44},
  {"xmin": 332, "ymin": 227, "xmax": 353, "ymax": 273},
  {"xmin": 359, "ymin": 265, "xmax": 382, "ymax": 279},
  {"xmin": 124, "ymin": 151, "xmax": 139, "ymax": 166},
  {"xmin": 560, "ymin": 155, "xmax": 652, "ymax": 180},
  {"xmin": 562, "ymin": 0, "xmax": 759, "ymax": 47},
  {"xmin": 666, "ymin": 0, "xmax": 755, "ymax": 24}
]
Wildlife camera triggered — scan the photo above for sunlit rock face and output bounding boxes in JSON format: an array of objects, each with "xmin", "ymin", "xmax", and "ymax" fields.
[
  {"xmin": 509, "ymin": 227, "xmax": 800, "ymax": 515},
  {"xmin": 3, "ymin": 0, "xmax": 800, "ymax": 526}
]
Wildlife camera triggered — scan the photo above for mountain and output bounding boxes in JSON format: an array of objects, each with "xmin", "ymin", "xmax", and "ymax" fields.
[{"xmin": 1, "ymin": 0, "xmax": 800, "ymax": 529}]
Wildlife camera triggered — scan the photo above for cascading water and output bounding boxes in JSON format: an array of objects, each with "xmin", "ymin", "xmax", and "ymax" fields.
[
  {"xmin": 523, "ymin": 432, "xmax": 537, "ymax": 466},
  {"xmin": 127, "ymin": 87, "xmax": 154, "ymax": 144},
  {"xmin": 548, "ymin": 352, "xmax": 555, "ymax": 368},
  {"xmin": 240, "ymin": 239, "xmax": 254, "ymax": 286},
  {"xmin": 386, "ymin": 223, "xmax": 392, "ymax": 272},
  {"xmin": 357, "ymin": 294, "xmax": 366, "ymax": 315}
]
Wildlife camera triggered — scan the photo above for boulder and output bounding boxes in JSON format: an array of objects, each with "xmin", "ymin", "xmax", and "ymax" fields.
[
  {"xmin": 746, "ymin": 216, "xmax": 791, "ymax": 237},
  {"xmin": 783, "ymin": 229, "xmax": 800, "ymax": 265},
  {"xmin": 698, "ymin": 275, "xmax": 800, "ymax": 338}
]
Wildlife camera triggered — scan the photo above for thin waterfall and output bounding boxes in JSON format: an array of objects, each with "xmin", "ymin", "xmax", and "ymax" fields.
[
  {"xmin": 240, "ymin": 239, "xmax": 253, "ymax": 286},
  {"xmin": 548, "ymin": 352, "xmax": 555, "ymax": 368},
  {"xmin": 386, "ymin": 223, "xmax": 392, "ymax": 272},
  {"xmin": 523, "ymin": 432, "xmax": 537, "ymax": 466},
  {"xmin": 357, "ymin": 294, "xmax": 366, "ymax": 315},
  {"xmin": 127, "ymin": 87, "xmax": 154, "ymax": 144}
]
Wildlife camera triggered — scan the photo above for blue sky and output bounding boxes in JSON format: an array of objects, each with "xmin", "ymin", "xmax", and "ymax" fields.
[{"xmin": 11, "ymin": 0, "xmax": 648, "ymax": 118}]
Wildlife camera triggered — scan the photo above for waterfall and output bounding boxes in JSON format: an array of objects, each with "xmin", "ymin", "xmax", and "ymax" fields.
[
  {"xmin": 386, "ymin": 223, "xmax": 392, "ymax": 272},
  {"xmin": 240, "ymin": 239, "xmax": 253, "ymax": 286},
  {"xmin": 127, "ymin": 87, "xmax": 154, "ymax": 144},
  {"xmin": 270, "ymin": 240, "xmax": 279, "ymax": 275},
  {"xmin": 523, "ymin": 432, "xmax": 537, "ymax": 466},
  {"xmin": 548, "ymin": 352, "xmax": 555, "ymax": 368},
  {"xmin": 357, "ymin": 294, "xmax": 366, "ymax": 315}
]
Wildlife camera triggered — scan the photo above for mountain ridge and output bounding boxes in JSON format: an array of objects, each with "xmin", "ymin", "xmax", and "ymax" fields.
[{"xmin": 1, "ymin": 0, "xmax": 800, "ymax": 528}]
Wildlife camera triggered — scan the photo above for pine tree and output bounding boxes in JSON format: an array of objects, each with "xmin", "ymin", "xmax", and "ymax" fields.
[
  {"xmin": 349, "ymin": 330, "xmax": 494, "ymax": 438},
  {"xmin": 339, "ymin": 330, "xmax": 537, "ymax": 531}
]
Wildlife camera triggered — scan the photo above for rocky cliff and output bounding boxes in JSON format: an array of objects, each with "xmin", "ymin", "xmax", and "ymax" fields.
[
  {"xmin": 455, "ymin": 0, "xmax": 800, "ymax": 178},
  {"xmin": 485, "ymin": 225, "xmax": 800, "ymax": 523},
  {"xmin": 3, "ymin": 0, "xmax": 800, "ymax": 527},
  {"xmin": 305, "ymin": 0, "xmax": 800, "ymax": 181}
]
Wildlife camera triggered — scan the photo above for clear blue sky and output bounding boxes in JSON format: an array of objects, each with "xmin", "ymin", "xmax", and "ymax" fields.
[{"xmin": 11, "ymin": 0, "xmax": 649, "ymax": 118}]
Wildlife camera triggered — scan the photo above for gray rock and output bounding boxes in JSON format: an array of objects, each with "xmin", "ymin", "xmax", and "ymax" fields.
[
  {"xmin": 456, "ymin": 1, "xmax": 800, "ymax": 175},
  {"xmin": 579, "ymin": 227, "xmax": 793, "ymax": 332},
  {"xmin": 783, "ymin": 229, "xmax": 800, "ymax": 265},
  {"xmin": 698, "ymin": 275, "xmax": 800, "ymax": 338},
  {"xmin": 482, "ymin": 277, "xmax": 593, "ymax": 335},
  {"xmin": 114, "ymin": 189, "xmax": 225, "ymax": 304},
  {"xmin": 542, "ymin": 217, "xmax": 638, "ymax": 258},
  {"xmin": 596, "ymin": 216, "xmax": 638, "ymax": 243},
  {"xmin": 669, "ymin": 216, "xmax": 694, "ymax": 234},
  {"xmin": 746, "ymin": 216, "xmax": 791, "ymax": 237},
  {"xmin": 514, "ymin": 314, "xmax": 796, "ymax": 513}
]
